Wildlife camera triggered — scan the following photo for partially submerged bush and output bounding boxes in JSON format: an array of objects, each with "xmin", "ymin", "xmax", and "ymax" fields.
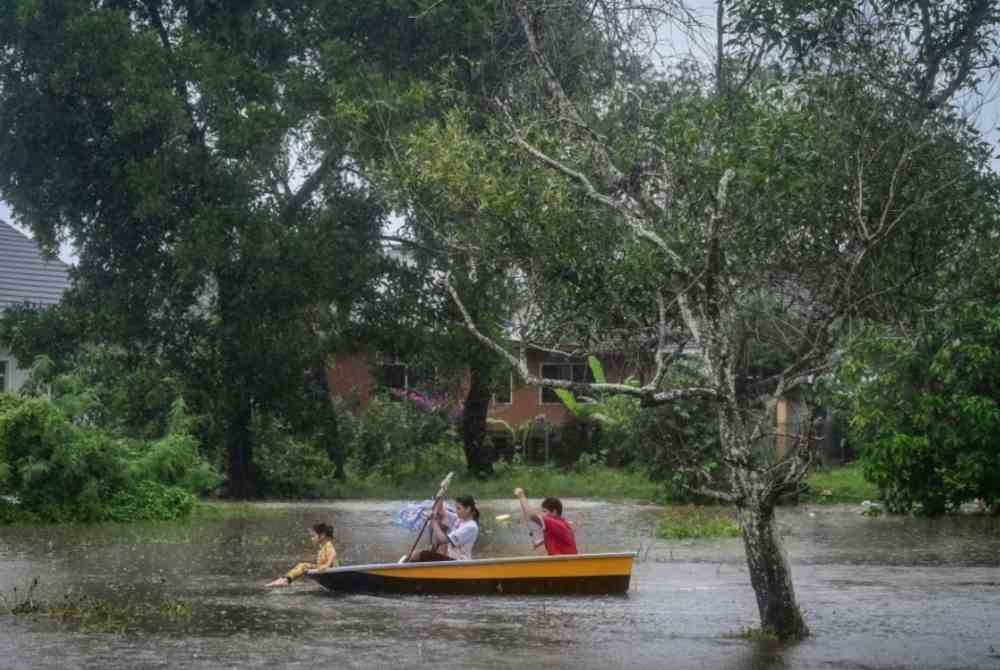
[{"xmin": 0, "ymin": 395, "xmax": 219, "ymax": 523}]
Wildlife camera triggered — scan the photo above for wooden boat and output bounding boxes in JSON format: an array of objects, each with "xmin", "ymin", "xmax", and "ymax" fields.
[{"xmin": 307, "ymin": 552, "xmax": 635, "ymax": 596}]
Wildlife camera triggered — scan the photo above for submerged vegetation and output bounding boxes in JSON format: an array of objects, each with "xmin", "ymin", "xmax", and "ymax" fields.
[
  {"xmin": 656, "ymin": 505, "xmax": 741, "ymax": 540},
  {"xmin": 1, "ymin": 579, "xmax": 194, "ymax": 633}
]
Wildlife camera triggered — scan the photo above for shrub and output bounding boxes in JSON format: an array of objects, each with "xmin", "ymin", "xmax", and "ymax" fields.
[
  {"xmin": 350, "ymin": 395, "xmax": 452, "ymax": 481},
  {"xmin": 129, "ymin": 399, "xmax": 222, "ymax": 495},
  {"xmin": 0, "ymin": 399, "xmax": 129, "ymax": 521},
  {"xmin": 106, "ymin": 481, "xmax": 196, "ymax": 522},
  {"xmin": 253, "ymin": 415, "xmax": 338, "ymax": 498},
  {"xmin": 833, "ymin": 307, "xmax": 1000, "ymax": 514},
  {"xmin": 0, "ymin": 396, "xmax": 218, "ymax": 523}
]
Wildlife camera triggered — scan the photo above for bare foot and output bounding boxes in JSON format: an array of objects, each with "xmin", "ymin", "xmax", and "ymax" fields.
[{"xmin": 266, "ymin": 577, "xmax": 290, "ymax": 587}]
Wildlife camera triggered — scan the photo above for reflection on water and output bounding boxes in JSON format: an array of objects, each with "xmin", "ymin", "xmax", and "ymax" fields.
[{"xmin": 2, "ymin": 502, "xmax": 999, "ymax": 669}]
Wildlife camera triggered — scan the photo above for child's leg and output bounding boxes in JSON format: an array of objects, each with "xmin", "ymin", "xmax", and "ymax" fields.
[{"xmin": 286, "ymin": 562, "xmax": 316, "ymax": 582}]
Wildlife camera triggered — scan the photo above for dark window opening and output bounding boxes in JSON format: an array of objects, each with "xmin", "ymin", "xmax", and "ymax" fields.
[
  {"xmin": 540, "ymin": 361, "xmax": 593, "ymax": 404},
  {"xmin": 377, "ymin": 363, "xmax": 406, "ymax": 391},
  {"xmin": 493, "ymin": 372, "xmax": 513, "ymax": 405}
]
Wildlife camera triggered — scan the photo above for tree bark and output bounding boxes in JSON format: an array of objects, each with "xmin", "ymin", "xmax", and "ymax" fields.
[
  {"xmin": 305, "ymin": 358, "xmax": 346, "ymax": 480},
  {"xmin": 461, "ymin": 362, "xmax": 494, "ymax": 478},
  {"xmin": 737, "ymin": 495, "xmax": 809, "ymax": 640},
  {"xmin": 225, "ymin": 384, "xmax": 257, "ymax": 498}
]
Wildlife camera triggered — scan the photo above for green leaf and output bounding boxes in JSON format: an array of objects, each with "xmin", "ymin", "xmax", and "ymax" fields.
[
  {"xmin": 588, "ymin": 355, "xmax": 607, "ymax": 384},
  {"xmin": 554, "ymin": 388, "xmax": 581, "ymax": 415}
]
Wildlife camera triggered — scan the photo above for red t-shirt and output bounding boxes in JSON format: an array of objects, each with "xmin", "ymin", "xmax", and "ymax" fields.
[{"xmin": 542, "ymin": 515, "xmax": 578, "ymax": 555}]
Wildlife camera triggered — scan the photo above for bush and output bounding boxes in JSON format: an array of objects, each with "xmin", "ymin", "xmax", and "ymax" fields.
[
  {"xmin": 106, "ymin": 481, "xmax": 196, "ymax": 522},
  {"xmin": 833, "ymin": 308, "xmax": 1000, "ymax": 514},
  {"xmin": 0, "ymin": 396, "xmax": 219, "ymax": 523},
  {"xmin": 253, "ymin": 414, "xmax": 338, "ymax": 498},
  {"xmin": 349, "ymin": 395, "xmax": 452, "ymax": 481},
  {"xmin": 128, "ymin": 399, "xmax": 223, "ymax": 495}
]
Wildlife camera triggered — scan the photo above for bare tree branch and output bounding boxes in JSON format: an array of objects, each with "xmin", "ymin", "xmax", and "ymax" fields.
[
  {"xmin": 501, "ymin": 111, "xmax": 692, "ymax": 274},
  {"xmin": 280, "ymin": 149, "xmax": 341, "ymax": 223},
  {"xmin": 445, "ymin": 275, "xmax": 720, "ymax": 405},
  {"xmin": 922, "ymin": 0, "xmax": 994, "ymax": 111}
]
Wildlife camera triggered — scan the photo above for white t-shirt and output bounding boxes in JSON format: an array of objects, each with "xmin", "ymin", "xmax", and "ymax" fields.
[{"xmin": 442, "ymin": 510, "xmax": 479, "ymax": 561}]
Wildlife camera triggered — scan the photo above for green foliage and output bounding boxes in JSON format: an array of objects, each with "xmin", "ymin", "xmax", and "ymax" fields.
[
  {"xmin": 348, "ymin": 395, "xmax": 453, "ymax": 481},
  {"xmin": 0, "ymin": 396, "xmax": 219, "ymax": 523},
  {"xmin": 832, "ymin": 305, "xmax": 1000, "ymax": 514},
  {"xmin": 800, "ymin": 463, "xmax": 878, "ymax": 504},
  {"xmin": 733, "ymin": 626, "xmax": 780, "ymax": 642},
  {"xmin": 0, "ymin": 0, "xmax": 520, "ymax": 496},
  {"xmin": 338, "ymin": 460, "xmax": 660, "ymax": 501},
  {"xmin": 105, "ymin": 481, "xmax": 196, "ymax": 522},
  {"xmin": 252, "ymin": 415, "xmax": 339, "ymax": 499},
  {"xmin": 656, "ymin": 505, "xmax": 742, "ymax": 540}
]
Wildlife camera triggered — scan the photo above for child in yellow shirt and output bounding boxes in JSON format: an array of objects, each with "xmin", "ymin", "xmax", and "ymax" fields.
[{"xmin": 267, "ymin": 522, "xmax": 338, "ymax": 586}]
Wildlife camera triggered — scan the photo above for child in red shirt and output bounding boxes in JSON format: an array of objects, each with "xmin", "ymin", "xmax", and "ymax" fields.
[{"xmin": 514, "ymin": 488, "xmax": 578, "ymax": 555}]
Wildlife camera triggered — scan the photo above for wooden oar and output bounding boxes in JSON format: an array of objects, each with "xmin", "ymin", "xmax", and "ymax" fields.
[{"xmin": 401, "ymin": 472, "xmax": 453, "ymax": 562}]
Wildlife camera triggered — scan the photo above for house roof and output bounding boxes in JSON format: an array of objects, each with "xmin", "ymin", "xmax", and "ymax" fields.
[{"xmin": 0, "ymin": 220, "xmax": 70, "ymax": 308}]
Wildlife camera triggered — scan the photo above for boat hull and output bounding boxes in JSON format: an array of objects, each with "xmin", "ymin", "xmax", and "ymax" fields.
[{"xmin": 308, "ymin": 552, "xmax": 635, "ymax": 596}]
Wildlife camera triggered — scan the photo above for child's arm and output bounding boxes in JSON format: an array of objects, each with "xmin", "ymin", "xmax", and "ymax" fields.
[
  {"xmin": 430, "ymin": 516, "xmax": 451, "ymax": 547},
  {"xmin": 515, "ymin": 488, "xmax": 543, "ymax": 526}
]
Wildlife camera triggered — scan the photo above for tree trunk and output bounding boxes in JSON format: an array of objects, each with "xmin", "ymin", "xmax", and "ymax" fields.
[
  {"xmin": 737, "ymin": 496, "xmax": 809, "ymax": 640},
  {"xmin": 225, "ymin": 385, "xmax": 257, "ymax": 498},
  {"xmin": 461, "ymin": 363, "xmax": 494, "ymax": 478},
  {"xmin": 306, "ymin": 358, "xmax": 346, "ymax": 480}
]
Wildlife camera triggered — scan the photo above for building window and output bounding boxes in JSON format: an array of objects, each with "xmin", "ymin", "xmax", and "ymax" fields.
[
  {"xmin": 540, "ymin": 360, "xmax": 593, "ymax": 404},
  {"xmin": 376, "ymin": 362, "xmax": 439, "ymax": 397},
  {"xmin": 493, "ymin": 372, "xmax": 513, "ymax": 405},
  {"xmin": 376, "ymin": 363, "xmax": 407, "ymax": 391},
  {"xmin": 0, "ymin": 360, "xmax": 7, "ymax": 392}
]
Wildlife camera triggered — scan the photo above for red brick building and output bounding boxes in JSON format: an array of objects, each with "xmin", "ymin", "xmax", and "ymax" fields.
[{"xmin": 327, "ymin": 345, "xmax": 645, "ymax": 457}]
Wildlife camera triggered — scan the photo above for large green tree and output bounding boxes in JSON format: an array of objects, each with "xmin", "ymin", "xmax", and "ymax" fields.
[
  {"xmin": 410, "ymin": 0, "xmax": 999, "ymax": 639},
  {"xmin": 0, "ymin": 0, "xmax": 515, "ymax": 495}
]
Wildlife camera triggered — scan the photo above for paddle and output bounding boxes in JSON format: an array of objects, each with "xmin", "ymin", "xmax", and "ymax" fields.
[
  {"xmin": 515, "ymin": 488, "xmax": 545, "ymax": 551},
  {"xmin": 401, "ymin": 471, "xmax": 453, "ymax": 562}
]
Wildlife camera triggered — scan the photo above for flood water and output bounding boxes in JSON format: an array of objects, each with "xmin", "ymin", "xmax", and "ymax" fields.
[{"xmin": 1, "ymin": 501, "xmax": 999, "ymax": 669}]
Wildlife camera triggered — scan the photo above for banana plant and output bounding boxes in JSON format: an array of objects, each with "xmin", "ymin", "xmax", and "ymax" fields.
[{"xmin": 553, "ymin": 356, "xmax": 639, "ymax": 425}]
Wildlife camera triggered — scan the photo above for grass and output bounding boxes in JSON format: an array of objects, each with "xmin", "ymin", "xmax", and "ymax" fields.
[
  {"xmin": 329, "ymin": 464, "xmax": 663, "ymax": 502},
  {"xmin": 727, "ymin": 626, "xmax": 780, "ymax": 641},
  {"xmin": 656, "ymin": 504, "xmax": 741, "ymax": 539},
  {"xmin": 801, "ymin": 462, "xmax": 878, "ymax": 504},
  {"xmin": 191, "ymin": 501, "xmax": 288, "ymax": 519}
]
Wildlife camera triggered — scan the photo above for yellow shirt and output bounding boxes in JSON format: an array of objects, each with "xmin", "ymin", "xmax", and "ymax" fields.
[{"xmin": 316, "ymin": 540, "xmax": 338, "ymax": 568}]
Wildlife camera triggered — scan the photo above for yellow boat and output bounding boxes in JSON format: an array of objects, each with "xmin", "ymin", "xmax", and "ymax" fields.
[{"xmin": 307, "ymin": 552, "xmax": 636, "ymax": 595}]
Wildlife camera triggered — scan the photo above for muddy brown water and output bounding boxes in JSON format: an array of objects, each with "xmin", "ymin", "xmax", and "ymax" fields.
[{"xmin": 2, "ymin": 501, "xmax": 999, "ymax": 669}]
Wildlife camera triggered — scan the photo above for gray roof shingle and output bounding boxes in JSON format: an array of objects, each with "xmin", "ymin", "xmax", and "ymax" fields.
[{"xmin": 0, "ymin": 220, "xmax": 70, "ymax": 308}]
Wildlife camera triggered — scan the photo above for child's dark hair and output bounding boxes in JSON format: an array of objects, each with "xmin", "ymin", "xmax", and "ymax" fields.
[
  {"xmin": 455, "ymin": 495, "xmax": 480, "ymax": 523},
  {"xmin": 311, "ymin": 522, "xmax": 334, "ymax": 539},
  {"xmin": 541, "ymin": 497, "xmax": 563, "ymax": 516}
]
